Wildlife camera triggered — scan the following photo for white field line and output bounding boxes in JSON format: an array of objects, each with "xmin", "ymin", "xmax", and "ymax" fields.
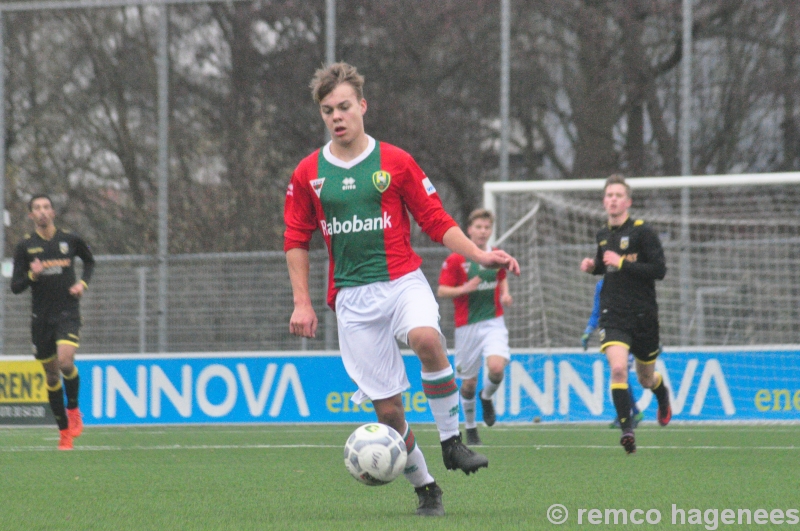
[
  {"xmin": 0, "ymin": 444, "xmax": 342, "ymax": 452},
  {"xmin": 488, "ymin": 427, "xmax": 800, "ymax": 433},
  {"xmin": 1, "ymin": 442, "xmax": 798, "ymax": 452},
  {"xmin": 3, "ymin": 425, "xmax": 799, "ymax": 438}
]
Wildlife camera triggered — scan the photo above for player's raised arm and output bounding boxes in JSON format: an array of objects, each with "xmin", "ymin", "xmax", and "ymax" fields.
[
  {"xmin": 441, "ymin": 226, "xmax": 520, "ymax": 276},
  {"xmin": 437, "ymin": 276, "xmax": 481, "ymax": 299}
]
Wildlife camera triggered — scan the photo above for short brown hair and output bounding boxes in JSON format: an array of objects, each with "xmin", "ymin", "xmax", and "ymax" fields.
[
  {"xmin": 310, "ymin": 62, "xmax": 365, "ymax": 104},
  {"xmin": 467, "ymin": 208, "xmax": 494, "ymax": 228},
  {"xmin": 604, "ymin": 174, "xmax": 631, "ymax": 198}
]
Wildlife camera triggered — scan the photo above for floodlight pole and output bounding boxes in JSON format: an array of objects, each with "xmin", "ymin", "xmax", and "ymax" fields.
[
  {"xmin": 0, "ymin": 11, "xmax": 5, "ymax": 354},
  {"xmin": 157, "ymin": 6, "xmax": 169, "ymax": 352},
  {"xmin": 500, "ymin": 0, "xmax": 510, "ymax": 185},
  {"xmin": 326, "ymin": 0, "xmax": 335, "ymax": 66},
  {"xmin": 323, "ymin": 0, "xmax": 336, "ymax": 351},
  {"xmin": 494, "ymin": 0, "xmax": 510, "ymax": 242},
  {"xmin": 679, "ymin": 0, "xmax": 693, "ymax": 345}
]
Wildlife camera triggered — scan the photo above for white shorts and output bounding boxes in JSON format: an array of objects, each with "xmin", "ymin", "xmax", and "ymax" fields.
[
  {"xmin": 454, "ymin": 316, "xmax": 510, "ymax": 379},
  {"xmin": 336, "ymin": 269, "xmax": 446, "ymax": 404}
]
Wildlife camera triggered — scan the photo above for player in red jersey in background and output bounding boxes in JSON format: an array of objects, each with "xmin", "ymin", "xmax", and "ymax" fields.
[
  {"xmin": 284, "ymin": 62, "xmax": 520, "ymax": 516},
  {"xmin": 437, "ymin": 209, "xmax": 512, "ymax": 446}
]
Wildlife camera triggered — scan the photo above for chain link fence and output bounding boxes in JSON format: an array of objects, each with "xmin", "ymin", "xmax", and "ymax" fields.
[
  {"xmin": 6, "ymin": 229, "xmax": 800, "ymax": 355},
  {"xmin": 2, "ymin": 248, "xmax": 465, "ymax": 355}
]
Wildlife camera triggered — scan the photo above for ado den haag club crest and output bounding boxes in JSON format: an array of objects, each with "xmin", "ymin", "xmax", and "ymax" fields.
[
  {"xmin": 620, "ymin": 236, "xmax": 629, "ymax": 250},
  {"xmin": 372, "ymin": 171, "xmax": 391, "ymax": 193},
  {"xmin": 59, "ymin": 242, "xmax": 69, "ymax": 255}
]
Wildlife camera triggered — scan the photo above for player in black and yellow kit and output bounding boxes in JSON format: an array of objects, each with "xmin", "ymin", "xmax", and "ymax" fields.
[
  {"xmin": 11, "ymin": 194, "xmax": 95, "ymax": 450},
  {"xmin": 580, "ymin": 175, "xmax": 671, "ymax": 454}
]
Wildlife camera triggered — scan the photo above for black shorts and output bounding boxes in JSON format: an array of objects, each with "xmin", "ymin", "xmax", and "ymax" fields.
[
  {"xmin": 31, "ymin": 312, "xmax": 82, "ymax": 361},
  {"xmin": 599, "ymin": 313, "xmax": 661, "ymax": 363}
]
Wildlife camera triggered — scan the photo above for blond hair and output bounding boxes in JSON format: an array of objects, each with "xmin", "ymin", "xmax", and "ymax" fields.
[{"xmin": 309, "ymin": 62, "xmax": 365, "ymax": 104}]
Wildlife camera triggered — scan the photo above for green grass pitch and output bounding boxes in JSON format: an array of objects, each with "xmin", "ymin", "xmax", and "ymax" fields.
[{"xmin": 1, "ymin": 423, "xmax": 798, "ymax": 530}]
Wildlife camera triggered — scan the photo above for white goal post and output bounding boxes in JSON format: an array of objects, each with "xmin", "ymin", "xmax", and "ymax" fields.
[{"xmin": 483, "ymin": 172, "xmax": 800, "ymax": 350}]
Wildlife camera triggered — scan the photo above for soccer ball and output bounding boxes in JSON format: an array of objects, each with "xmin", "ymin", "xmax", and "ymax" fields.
[{"xmin": 343, "ymin": 423, "xmax": 408, "ymax": 486}]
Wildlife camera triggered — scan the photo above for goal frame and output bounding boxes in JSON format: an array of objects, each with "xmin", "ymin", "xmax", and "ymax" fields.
[
  {"xmin": 483, "ymin": 171, "xmax": 800, "ymax": 347},
  {"xmin": 484, "ymin": 171, "xmax": 800, "ymax": 218}
]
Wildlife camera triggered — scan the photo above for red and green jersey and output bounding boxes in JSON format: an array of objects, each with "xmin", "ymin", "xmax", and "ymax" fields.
[
  {"xmin": 284, "ymin": 137, "xmax": 457, "ymax": 309},
  {"xmin": 439, "ymin": 250, "xmax": 506, "ymax": 327}
]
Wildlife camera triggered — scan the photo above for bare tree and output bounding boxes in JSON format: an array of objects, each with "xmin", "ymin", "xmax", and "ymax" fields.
[{"xmin": 4, "ymin": 0, "xmax": 798, "ymax": 256}]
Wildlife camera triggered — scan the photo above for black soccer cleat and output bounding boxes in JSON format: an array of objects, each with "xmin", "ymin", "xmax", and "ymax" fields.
[
  {"xmin": 620, "ymin": 432, "xmax": 636, "ymax": 455},
  {"xmin": 442, "ymin": 433, "xmax": 489, "ymax": 474},
  {"xmin": 465, "ymin": 427, "xmax": 482, "ymax": 446},
  {"xmin": 415, "ymin": 482, "xmax": 445, "ymax": 516},
  {"xmin": 480, "ymin": 393, "xmax": 496, "ymax": 427}
]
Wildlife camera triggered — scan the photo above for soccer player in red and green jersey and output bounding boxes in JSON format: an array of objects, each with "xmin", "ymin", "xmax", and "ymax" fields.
[
  {"xmin": 438, "ymin": 209, "xmax": 512, "ymax": 446},
  {"xmin": 284, "ymin": 62, "xmax": 520, "ymax": 516}
]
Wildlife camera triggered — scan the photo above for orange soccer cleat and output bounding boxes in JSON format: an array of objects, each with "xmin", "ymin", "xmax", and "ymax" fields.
[
  {"xmin": 67, "ymin": 407, "xmax": 84, "ymax": 438},
  {"xmin": 58, "ymin": 429, "xmax": 74, "ymax": 451}
]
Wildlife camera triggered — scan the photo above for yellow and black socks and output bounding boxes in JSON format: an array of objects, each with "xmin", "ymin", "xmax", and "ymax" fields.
[
  {"xmin": 611, "ymin": 383, "xmax": 633, "ymax": 432},
  {"xmin": 63, "ymin": 366, "xmax": 80, "ymax": 410},
  {"xmin": 651, "ymin": 372, "xmax": 668, "ymax": 405},
  {"xmin": 47, "ymin": 380, "xmax": 68, "ymax": 430}
]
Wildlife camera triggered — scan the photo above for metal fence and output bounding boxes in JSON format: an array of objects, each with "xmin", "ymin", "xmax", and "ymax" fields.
[
  {"xmin": 5, "ymin": 234, "xmax": 800, "ymax": 355},
  {"xmin": 2, "ymin": 248, "xmax": 458, "ymax": 355}
]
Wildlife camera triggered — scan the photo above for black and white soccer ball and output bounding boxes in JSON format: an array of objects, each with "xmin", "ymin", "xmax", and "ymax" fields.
[{"xmin": 343, "ymin": 423, "xmax": 408, "ymax": 486}]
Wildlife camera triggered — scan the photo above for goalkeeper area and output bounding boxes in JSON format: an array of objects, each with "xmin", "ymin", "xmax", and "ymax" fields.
[
  {"xmin": 2, "ymin": 424, "xmax": 798, "ymax": 530},
  {"xmin": 485, "ymin": 172, "xmax": 800, "ymax": 349}
]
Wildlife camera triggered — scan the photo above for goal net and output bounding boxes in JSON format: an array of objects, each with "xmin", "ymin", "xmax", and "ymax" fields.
[{"xmin": 484, "ymin": 173, "xmax": 800, "ymax": 350}]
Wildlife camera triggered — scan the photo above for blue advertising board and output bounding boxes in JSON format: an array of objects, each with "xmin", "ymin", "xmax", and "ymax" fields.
[
  {"xmin": 68, "ymin": 347, "xmax": 800, "ymax": 426},
  {"xmin": 497, "ymin": 348, "xmax": 800, "ymax": 422}
]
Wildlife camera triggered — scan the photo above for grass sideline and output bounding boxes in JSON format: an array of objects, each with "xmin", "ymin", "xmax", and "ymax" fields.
[{"xmin": 1, "ymin": 423, "xmax": 798, "ymax": 531}]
